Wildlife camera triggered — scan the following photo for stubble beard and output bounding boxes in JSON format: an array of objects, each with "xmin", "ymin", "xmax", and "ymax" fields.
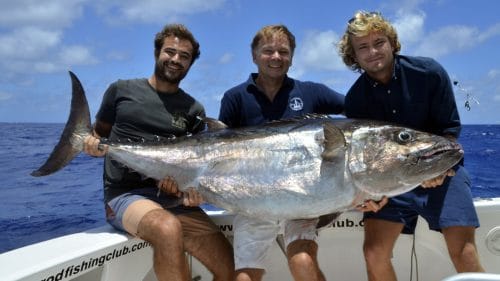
[{"xmin": 154, "ymin": 60, "xmax": 188, "ymax": 84}]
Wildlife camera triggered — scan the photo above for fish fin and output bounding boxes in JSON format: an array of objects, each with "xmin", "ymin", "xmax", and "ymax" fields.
[
  {"xmin": 204, "ymin": 117, "xmax": 228, "ymax": 131},
  {"xmin": 31, "ymin": 71, "xmax": 92, "ymax": 177},
  {"xmin": 275, "ymin": 234, "xmax": 286, "ymax": 256},
  {"xmin": 321, "ymin": 123, "xmax": 346, "ymax": 161},
  {"xmin": 316, "ymin": 212, "xmax": 341, "ymax": 229}
]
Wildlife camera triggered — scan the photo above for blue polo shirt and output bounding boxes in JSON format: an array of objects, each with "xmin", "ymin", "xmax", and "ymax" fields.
[
  {"xmin": 345, "ymin": 55, "xmax": 461, "ymax": 138},
  {"xmin": 219, "ymin": 73, "xmax": 345, "ymax": 127}
]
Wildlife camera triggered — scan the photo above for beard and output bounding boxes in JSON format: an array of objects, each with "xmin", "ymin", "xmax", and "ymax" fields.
[{"xmin": 154, "ymin": 60, "xmax": 189, "ymax": 84}]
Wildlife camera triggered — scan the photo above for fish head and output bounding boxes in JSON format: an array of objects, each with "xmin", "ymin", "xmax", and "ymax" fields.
[{"xmin": 347, "ymin": 125, "xmax": 464, "ymax": 197}]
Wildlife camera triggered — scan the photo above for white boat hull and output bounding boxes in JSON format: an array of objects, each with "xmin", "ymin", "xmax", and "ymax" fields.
[{"xmin": 1, "ymin": 198, "xmax": 500, "ymax": 281}]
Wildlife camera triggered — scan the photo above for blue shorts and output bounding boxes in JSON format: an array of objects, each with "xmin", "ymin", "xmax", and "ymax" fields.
[
  {"xmin": 105, "ymin": 187, "xmax": 210, "ymax": 233},
  {"xmin": 364, "ymin": 165, "xmax": 479, "ymax": 234}
]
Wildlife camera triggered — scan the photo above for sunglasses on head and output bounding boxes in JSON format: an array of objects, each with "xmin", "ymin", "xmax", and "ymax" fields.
[{"xmin": 348, "ymin": 11, "xmax": 382, "ymax": 24}]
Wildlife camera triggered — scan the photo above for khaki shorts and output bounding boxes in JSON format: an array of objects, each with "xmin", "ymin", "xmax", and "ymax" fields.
[{"xmin": 233, "ymin": 214, "xmax": 318, "ymax": 270}]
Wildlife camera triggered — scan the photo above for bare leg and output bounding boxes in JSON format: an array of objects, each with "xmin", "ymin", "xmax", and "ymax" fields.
[
  {"xmin": 235, "ymin": 268, "xmax": 265, "ymax": 281},
  {"xmin": 123, "ymin": 200, "xmax": 189, "ymax": 281},
  {"xmin": 442, "ymin": 226, "xmax": 484, "ymax": 273},
  {"xmin": 363, "ymin": 219, "xmax": 404, "ymax": 281},
  {"xmin": 184, "ymin": 232, "xmax": 235, "ymax": 281},
  {"xmin": 287, "ymin": 239, "xmax": 325, "ymax": 281}
]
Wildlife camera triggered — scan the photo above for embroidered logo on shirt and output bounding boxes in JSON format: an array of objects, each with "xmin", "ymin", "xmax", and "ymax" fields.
[{"xmin": 289, "ymin": 97, "xmax": 304, "ymax": 111}]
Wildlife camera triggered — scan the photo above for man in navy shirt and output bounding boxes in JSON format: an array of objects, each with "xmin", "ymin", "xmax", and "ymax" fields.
[
  {"xmin": 338, "ymin": 11, "xmax": 484, "ymax": 280},
  {"xmin": 219, "ymin": 25, "xmax": 344, "ymax": 281}
]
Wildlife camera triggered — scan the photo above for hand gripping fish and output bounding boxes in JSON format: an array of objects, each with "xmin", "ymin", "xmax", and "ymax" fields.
[{"xmin": 32, "ymin": 72, "xmax": 464, "ymax": 220}]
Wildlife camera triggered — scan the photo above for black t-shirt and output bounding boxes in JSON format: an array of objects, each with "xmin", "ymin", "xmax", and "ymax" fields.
[{"xmin": 96, "ymin": 78, "xmax": 205, "ymax": 201}]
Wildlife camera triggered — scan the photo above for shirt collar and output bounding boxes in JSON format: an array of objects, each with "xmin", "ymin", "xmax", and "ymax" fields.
[
  {"xmin": 364, "ymin": 57, "xmax": 400, "ymax": 88},
  {"xmin": 247, "ymin": 73, "xmax": 293, "ymax": 91}
]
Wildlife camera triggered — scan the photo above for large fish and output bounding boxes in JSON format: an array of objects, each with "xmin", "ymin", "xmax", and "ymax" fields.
[{"xmin": 32, "ymin": 72, "xmax": 464, "ymax": 220}]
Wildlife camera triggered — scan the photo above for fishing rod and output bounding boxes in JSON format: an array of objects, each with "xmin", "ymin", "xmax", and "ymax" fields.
[{"xmin": 453, "ymin": 80, "xmax": 480, "ymax": 111}]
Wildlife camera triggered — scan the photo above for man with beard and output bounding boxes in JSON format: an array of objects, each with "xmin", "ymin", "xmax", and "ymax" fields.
[{"xmin": 83, "ymin": 24, "xmax": 234, "ymax": 281}]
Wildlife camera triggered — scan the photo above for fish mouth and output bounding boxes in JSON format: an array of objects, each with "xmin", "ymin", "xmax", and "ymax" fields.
[{"xmin": 419, "ymin": 142, "xmax": 463, "ymax": 161}]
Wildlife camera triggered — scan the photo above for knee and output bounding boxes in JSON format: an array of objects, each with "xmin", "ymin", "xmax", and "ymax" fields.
[
  {"xmin": 156, "ymin": 214, "xmax": 183, "ymax": 238},
  {"xmin": 289, "ymin": 251, "xmax": 315, "ymax": 267},
  {"xmin": 287, "ymin": 240, "xmax": 317, "ymax": 267},
  {"xmin": 450, "ymin": 242, "xmax": 480, "ymax": 266},
  {"xmin": 363, "ymin": 241, "xmax": 390, "ymax": 265},
  {"xmin": 139, "ymin": 210, "xmax": 183, "ymax": 243}
]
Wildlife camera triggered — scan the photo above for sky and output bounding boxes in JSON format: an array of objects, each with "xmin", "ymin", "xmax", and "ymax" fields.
[{"xmin": 0, "ymin": 0, "xmax": 499, "ymax": 124}]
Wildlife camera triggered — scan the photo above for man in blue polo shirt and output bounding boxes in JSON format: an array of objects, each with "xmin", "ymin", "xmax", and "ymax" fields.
[
  {"xmin": 337, "ymin": 11, "xmax": 484, "ymax": 281},
  {"xmin": 219, "ymin": 24, "xmax": 344, "ymax": 281}
]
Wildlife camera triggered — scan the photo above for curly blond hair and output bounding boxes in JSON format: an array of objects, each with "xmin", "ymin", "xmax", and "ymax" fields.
[{"xmin": 337, "ymin": 11, "xmax": 401, "ymax": 72}]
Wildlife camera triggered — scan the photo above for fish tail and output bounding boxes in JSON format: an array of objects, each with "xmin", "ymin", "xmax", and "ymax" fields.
[{"xmin": 31, "ymin": 71, "xmax": 92, "ymax": 177}]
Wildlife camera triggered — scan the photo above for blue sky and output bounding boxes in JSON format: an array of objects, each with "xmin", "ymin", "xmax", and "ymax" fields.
[{"xmin": 0, "ymin": 0, "xmax": 499, "ymax": 124}]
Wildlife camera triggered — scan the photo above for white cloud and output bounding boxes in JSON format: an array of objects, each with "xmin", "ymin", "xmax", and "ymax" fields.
[
  {"xmin": 218, "ymin": 53, "xmax": 234, "ymax": 64},
  {"xmin": 388, "ymin": 3, "xmax": 500, "ymax": 59},
  {"xmin": 33, "ymin": 62, "xmax": 60, "ymax": 74},
  {"xmin": 478, "ymin": 23, "xmax": 500, "ymax": 41},
  {"xmin": 106, "ymin": 52, "xmax": 131, "ymax": 62},
  {"xmin": 95, "ymin": 0, "xmax": 227, "ymax": 24},
  {"xmin": 414, "ymin": 25, "xmax": 479, "ymax": 57},
  {"xmin": 393, "ymin": 11, "xmax": 425, "ymax": 45},
  {"xmin": 0, "ymin": 1, "xmax": 97, "ymax": 76},
  {"xmin": 0, "ymin": 27, "xmax": 62, "ymax": 59},
  {"xmin": 0, "ymin": 0, "xmax": 85, "ymax": 28},
  {"xmin": 59, "ymin": 45, "xmax": 99, "ymax": 65},
  {"xmin": 0, "ymin": 0, "xmax": 229, "ymax": 77},
  {"xmin": 488, "ymin": 69, "xmax": 500, "ymax": 79},
  {"xmin": 294, "ymin": 30, "xmax": 344, "ymax": 74},
  {"xmin": 0, "ymin": 92, "xmax": 13, "ymax": 101},
  {"xmin": 411, "ymin": 22, "xmax": 500, "ymax": 58}
]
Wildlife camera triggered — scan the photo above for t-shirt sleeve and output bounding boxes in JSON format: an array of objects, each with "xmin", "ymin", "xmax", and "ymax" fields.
[{"xmin": 95, "ymin": 82, "xmax": 118, "ymax": 124}]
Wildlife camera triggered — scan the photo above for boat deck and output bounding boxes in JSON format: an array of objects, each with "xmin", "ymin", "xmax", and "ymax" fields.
[{"xmin": 1, "ymin": 198, "xmax": 499, "ymax": 281}]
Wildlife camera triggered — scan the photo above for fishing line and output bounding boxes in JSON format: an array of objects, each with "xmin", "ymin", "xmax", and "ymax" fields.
[
  {"xmin": 409, "ymin": 233, "xmax": 419, "ymax": 281},
  {"xmin": 453, "ymin": 80, "xmax": 480, "ymax": 111}
]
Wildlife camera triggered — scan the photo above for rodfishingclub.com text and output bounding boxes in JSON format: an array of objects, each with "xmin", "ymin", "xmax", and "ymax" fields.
[
  {"xmin": 40, "ymin": 240, "xmax": 151, "ymax": 281},
  {"xmin": 218, "ymin": 217, "xmax": 365, "ymax": 232}
]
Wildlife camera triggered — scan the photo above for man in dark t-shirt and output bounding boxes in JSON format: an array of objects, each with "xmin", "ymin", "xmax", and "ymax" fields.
[{"xmin": 83, "ymin": 24, "xmax": 234, "ymax": 280}]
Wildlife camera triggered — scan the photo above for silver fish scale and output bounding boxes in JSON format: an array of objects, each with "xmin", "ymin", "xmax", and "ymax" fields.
[{"xmin": 107, "ymin": 125, "xmax": 360, "ymax": 219}]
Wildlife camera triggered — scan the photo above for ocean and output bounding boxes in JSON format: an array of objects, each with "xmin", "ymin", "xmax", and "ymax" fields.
[{"xmin": 0, "ymin": 123, "xmax": 499, "ymax": 254}]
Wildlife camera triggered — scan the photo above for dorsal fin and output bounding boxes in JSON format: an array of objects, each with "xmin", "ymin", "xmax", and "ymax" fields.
[
  {"xmin": 268, "ymin": 113, "xmax": 330, "ymax": 124},
  {"xmin": 204, "ymin": 117, "xmax": 228, "ymax": 131},
  {"xmin": 321, "ymin": 123, "xmax": 346, "ymax": 161}
]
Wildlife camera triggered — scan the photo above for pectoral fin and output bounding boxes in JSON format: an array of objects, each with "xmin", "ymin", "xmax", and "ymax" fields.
[
  {"xmin": 204, "ymin": 117, "xmax": 228, "ymax": 131},
  {"xmin": 321, "ymin": 123, "xmax": 346, "ymax": 161},
  {"xmin": 316, "ymin": 212, "xmax": 341, "ymax": 229}
]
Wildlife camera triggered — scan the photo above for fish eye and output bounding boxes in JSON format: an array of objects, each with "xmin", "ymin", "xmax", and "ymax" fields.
[{"xmin": 397, "ymin": 130, "xmax": 412, "ymax": 144}]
